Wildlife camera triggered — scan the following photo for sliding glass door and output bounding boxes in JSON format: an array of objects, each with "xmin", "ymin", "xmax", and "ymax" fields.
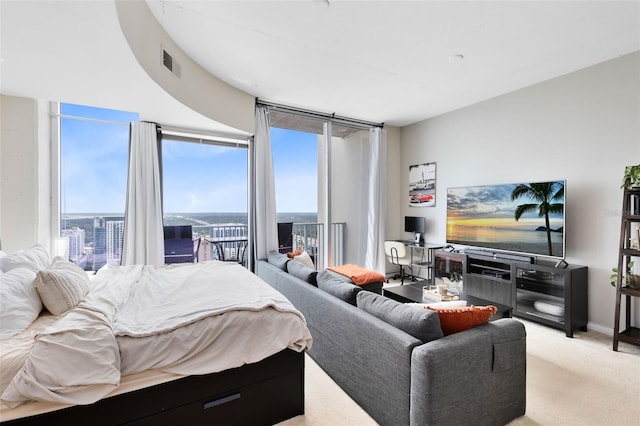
[
  {"xmin": 270, "ymin": 126, "xmax": 321, "ymax": 263},
  {"xmin": 267, "ymin": 106, "xmax": 383, "ymax": 268},
  {"xmin": 161, "ymin": 134, "xmax": 249, "ymax": 266}
]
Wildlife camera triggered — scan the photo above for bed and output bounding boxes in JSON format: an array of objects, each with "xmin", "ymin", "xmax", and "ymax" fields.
[{"xmin": 0, "ymin": 246, "xmax": 312, "ymax": 425}]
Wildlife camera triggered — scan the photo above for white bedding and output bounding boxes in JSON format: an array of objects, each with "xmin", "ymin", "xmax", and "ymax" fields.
[
  {"xmin": 1, "ymin": 261, "xmax": 312, "ymax": 408},
  {"xmin": 0, "ymin": 313, "xmax": 58, "ymax": 396}
]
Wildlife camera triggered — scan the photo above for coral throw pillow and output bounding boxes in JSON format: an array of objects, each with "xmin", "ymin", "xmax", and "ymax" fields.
[
  {"xmin": 427, "ymin": 305, "xmax": 497, "ymax": 335},
  {"xmin": 327, "ymin": 264, "xmax": 385, "ymax": 285}
]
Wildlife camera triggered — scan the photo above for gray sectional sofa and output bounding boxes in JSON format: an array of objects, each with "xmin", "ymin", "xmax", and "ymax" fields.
[{"xmin": 256, "ymin": 252, "xmax": 527, "ymax": 426}]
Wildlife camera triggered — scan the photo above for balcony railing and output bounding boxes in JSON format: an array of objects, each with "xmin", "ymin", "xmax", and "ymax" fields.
[{"xmin": 192, "ymin": 222, "xmax": 345, "ymax": 269}]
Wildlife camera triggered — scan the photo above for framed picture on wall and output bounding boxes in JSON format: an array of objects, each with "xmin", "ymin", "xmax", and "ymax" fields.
[{"xmin": 409, "ymin": 162, "xmax": 436, "ymax": 207}]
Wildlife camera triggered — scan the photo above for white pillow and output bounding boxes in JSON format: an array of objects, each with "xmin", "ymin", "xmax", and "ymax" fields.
[
  {"xmin": 34, "ymin": 260, "xmax": 90, "ymax": 315},
  {"xmin": 0, "ymin": 268, "xmax": 41, "ymax": 339},
  {"xmin": 0, "ymin": 244, "xmax": 51, "ymax": 273},
  {"xmin": 294, "ymin": 250, "xmax": 315, "ymax": 270}
]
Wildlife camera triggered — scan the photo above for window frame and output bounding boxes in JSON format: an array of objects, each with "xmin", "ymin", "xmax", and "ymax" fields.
[
  {"xmin": 52, "ymin": 102, "xmax": 253, "ymax": 267},
  {"xmin": 53, "ymin": 102, "xmax": 137, "ymax": 268}
]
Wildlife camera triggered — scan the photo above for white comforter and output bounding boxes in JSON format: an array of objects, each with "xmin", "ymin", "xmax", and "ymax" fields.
[{"xmin": 1, "ymin": 261, "xmax": 312, "ymax": 407}]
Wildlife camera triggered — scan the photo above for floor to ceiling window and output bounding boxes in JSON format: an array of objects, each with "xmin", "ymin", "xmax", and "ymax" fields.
[
  {"xmin": 58, "ymin": 103, "xmax": 138, "ymax": 271},
  {"xmin": 266, "ymin": 105, "xmax": 382, "ymax": 268},
  {"xmin": 270, "ymin": 125, "xmax": 320, "ymax": 263},
  {"xmin": 270, "ymin": 127, "xmax": 318, "ymax": 220},
  {"xmin": 57, "ymin": 102, "xmax": 251, "ymax": 270},
  {"xmin": 161, "ymin": 133, "xmax": 249, "ymax": 264}
]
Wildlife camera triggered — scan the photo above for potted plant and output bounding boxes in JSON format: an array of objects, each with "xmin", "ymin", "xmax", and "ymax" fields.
[
  {"xmin": 610, "ymin": 261, "xmax": 640, "ymax": 289},
  {"xmin": 621, "ymin": 164, "xmax": 640, "ymax": 189}
]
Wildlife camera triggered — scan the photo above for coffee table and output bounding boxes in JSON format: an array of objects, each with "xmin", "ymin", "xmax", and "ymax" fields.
[{"xmin": 383, "ymin": 282, "xmax": 512, "ymax": 319}]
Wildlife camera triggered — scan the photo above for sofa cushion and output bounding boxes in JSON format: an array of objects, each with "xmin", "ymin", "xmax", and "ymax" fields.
[
  {"xmin": 320, "ymin": 269, "xmax": 352, "ymax": 283},
  {"xmin": 357, "ymin": 291, "xmax": 443, "ymax": 343},
  {"xmin": 267, "ymin": 250, "xmax": 290, "ymax": 271},
  {"xmin": 287, "ymin": 259, "xmax": 318, "ymax": 286},
  {"xmin": 427, "ymin": 305, "xmax": 497, "ymax": 335},
  {"xmin": 316, "ymin": 270, "xmax": 362, "ymax": 305},
  {"xmin": 358, "ymin": 281, "xmax": 384, "ymax": 295}
]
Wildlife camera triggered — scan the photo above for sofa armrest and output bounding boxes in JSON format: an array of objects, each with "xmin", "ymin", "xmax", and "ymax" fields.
[{"xmin": 410, "ymin": 318, "xmax": 526, "ymax": 426}]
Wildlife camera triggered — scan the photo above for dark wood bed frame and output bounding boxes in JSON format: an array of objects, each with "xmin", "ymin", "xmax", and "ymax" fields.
[{"xmin": 3, "ymin": 349, "xmax": 304, "ymax": 425}]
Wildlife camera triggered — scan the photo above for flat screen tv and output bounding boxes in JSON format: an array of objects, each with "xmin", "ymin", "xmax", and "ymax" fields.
[{"xmin": 446, "ymin": 180, "xmax": 565, "ymax": 259}]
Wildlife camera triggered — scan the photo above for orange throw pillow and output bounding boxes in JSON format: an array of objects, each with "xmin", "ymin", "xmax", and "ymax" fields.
[
  {"xmin": 427, "ymin": 305, "xmax": 497, "ymax": 335},
  {"xmin": 327, "ymin": 264, "xmax": 386, "ymax": 285},
  {"xmin": 287, "ymin": 247, "xmax": 303, "ymax": 259}
]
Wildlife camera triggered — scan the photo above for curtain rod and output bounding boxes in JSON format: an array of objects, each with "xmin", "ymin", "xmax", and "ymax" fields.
[
  {"xmin": 256, "ymin": 99, "xmax": 383, "ymax": 129},
  {"xmin": 55, "ymin": 114, "xmax": 253, "ymax": 143}
]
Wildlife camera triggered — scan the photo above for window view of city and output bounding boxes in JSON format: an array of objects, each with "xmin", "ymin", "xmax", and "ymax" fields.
[
  {"xmin": 60, "ymin": 212, "xmax": 318, "ymax": 271},
  {"xmin": 59, "ymin": 103, "xmax": 134, "ymax": 270},
  {"xmin": 59, "ymin": 103, "xmax": 319, "ymax": 271}
]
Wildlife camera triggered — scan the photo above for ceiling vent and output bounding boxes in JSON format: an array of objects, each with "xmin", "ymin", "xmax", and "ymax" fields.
[{"xmin": 162, "ymin": 48, "xmax": 181, "ymax": 79}]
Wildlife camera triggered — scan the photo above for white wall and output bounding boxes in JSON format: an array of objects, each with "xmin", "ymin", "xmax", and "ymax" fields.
[
  {"xmin": 0, "ymin": 95, "xmax": 51, "ymax": 253},
  {"xmin": 400, "ymin": 52, "xmax": 640, "ymax": 334}
]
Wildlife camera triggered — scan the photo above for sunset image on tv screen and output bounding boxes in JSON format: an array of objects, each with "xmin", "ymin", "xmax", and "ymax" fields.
[{"xmin": 446, "ymin": 180, "xmax": 565, "ymax": 258}]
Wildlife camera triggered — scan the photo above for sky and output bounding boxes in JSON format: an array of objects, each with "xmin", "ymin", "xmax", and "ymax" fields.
[{"xmin": 60, "ymin": 103, "xmax": 318, "ymax": 214}]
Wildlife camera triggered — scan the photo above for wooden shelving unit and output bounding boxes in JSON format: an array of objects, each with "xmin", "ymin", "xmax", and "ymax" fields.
[{"xmin": 613, "ymin": 187, "xmax": 640, "ymax": 351}]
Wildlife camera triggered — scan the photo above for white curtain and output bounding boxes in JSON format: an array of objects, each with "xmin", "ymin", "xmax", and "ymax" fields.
[
  {"xmin": 252, "ymin": 106, "xmax": 279, "ymax": 260},
  {"xmin": 364, "ymin": 127, "xmax": 387, "ymax": 272},
  {"xmin": 121, "ymin": 122, "xmax": 164, "ymax": 266}
]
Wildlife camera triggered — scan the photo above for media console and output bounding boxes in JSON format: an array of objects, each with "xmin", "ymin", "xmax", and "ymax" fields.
[{"xmin": 433, "ymin": 249, "xmax": 588, "ymax": 337}]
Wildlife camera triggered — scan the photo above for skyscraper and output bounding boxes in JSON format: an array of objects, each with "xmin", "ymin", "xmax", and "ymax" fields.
[
  {"xmin": 61, "ymin": 227, "xmax": 85, "ymax": 261},
  {"xmin": 106, "ymin": 218, "xmax": 124, "ymax": 265},
  {"xmin": 93, "ymin": 217, "xmax": 107, "ymax": 270}
]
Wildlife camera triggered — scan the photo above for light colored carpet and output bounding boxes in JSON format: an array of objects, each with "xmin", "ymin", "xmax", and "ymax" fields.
[{"xmin": 277, "ymin": 319, "xmax": 640, "ymax": 426}]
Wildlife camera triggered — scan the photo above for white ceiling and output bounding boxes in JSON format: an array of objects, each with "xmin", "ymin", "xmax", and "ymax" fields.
[
  {"xmin": 1, "ymin": 0, "xmax": 639, "ymax": 132},
  {"xmin": 0, "ymin": 0, "xmax": 240, "ymax": 134}
]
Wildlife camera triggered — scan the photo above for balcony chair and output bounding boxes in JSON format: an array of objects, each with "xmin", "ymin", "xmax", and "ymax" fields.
[
  {"xmin": 224, "ymin": 239, "xmax": 249, "ymax": 265},
  {"xmin": 277, "ymin": 222, "xmax": 294, "ymax": 254},
  {"xmin": 384, "ymin": 241, "xmax": 412, "ymax": 285},
  {"xmin": 163, "ymin": 225, "xmax": 194, "ymax": 264}
]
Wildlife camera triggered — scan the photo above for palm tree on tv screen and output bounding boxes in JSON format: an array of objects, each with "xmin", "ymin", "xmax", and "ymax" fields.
[{"xmin": 510, "ymin": 181, "xmax": 564, "ymax": 256}]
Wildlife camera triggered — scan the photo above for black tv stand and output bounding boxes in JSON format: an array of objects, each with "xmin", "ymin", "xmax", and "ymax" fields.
[{"xmin": 434, "ymin": 250, "xmax": 588, "ymax": 337}]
